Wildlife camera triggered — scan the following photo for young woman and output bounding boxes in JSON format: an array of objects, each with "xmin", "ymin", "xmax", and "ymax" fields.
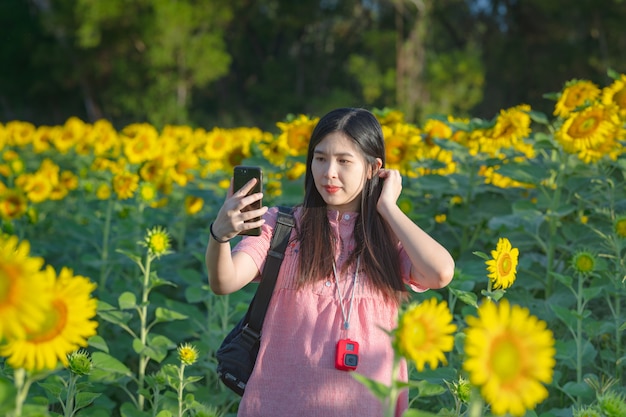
[{"xmin": 206, "ymin": 108, "xmax": 455, "ymax": 416}]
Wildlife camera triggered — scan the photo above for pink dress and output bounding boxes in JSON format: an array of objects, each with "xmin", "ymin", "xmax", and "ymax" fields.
[{"xmin": 232, "ymin": 207, "xmax": 427, "ymax": 417}]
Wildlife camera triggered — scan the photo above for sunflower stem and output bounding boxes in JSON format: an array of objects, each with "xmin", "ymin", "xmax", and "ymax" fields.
[
  {"xmin": 575, "ymin": 271, "xmax": 584, "ymax": 404},
  {"xmin": 64, "ymin": 372, "xmax": 78, "ymax": 417},
  {"xmin": 99, "ymin": 197, "xmax": 113, "ymax": 289},
  {"xmin": 468, "ymin": 387, "xmax": 484, "ymax": 417},
  {"xmin": 384, "ymin": 356, "xmax": 401, "ymax": 417},
  {"xmin": 137, "ymin": 254, "xmax": 153, "ymax": 411},
  {"xmin": 177, "ymin": 363, "xmax": 186, "ymax": 417},
  {"xmin": 12, "ymin": 368, "xmax": 32, "ymax": 417}
]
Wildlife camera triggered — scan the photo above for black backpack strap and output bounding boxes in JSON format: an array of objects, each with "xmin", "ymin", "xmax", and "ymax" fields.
[{"xmin": 246, "ymin": 206, "xmax": 295, "ymax": 334}]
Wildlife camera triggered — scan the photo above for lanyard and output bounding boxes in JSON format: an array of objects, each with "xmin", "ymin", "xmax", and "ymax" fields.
[{"xmin": 332, "ymin": 256, "xmax": 360, "ymax": 330}]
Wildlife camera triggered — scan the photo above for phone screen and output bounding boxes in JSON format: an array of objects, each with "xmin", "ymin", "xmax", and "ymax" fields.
[{"xmin": 233, "ymin": 165, "xmax": 263, "ymax": 236}]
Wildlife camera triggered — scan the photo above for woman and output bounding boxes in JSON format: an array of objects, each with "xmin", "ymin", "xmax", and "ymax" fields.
[{"xmin": 207, "ymin": 108, "xmax": 455, "ymax": 416}]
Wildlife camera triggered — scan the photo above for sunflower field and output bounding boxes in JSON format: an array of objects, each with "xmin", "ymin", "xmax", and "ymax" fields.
[{"xmin": 1, "ymin": 72, "xmax": 626, "ymax": 417}]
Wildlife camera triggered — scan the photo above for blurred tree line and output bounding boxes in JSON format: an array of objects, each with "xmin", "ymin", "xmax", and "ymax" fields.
[{"xmin": 1, "ymin": 0, "xmax": 625, "ymax": 131}]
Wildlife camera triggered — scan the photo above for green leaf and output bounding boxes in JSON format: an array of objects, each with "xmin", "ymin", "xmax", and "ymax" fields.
[
  {"xmin": 408, "ymin": 379, "xmax": 447, "ymax": 397},
  {"xmin": 133, "ymin": 335, "xmax": 175, "ymax": 363},
  {"xmin": 403, "ymin": 410, "xmax": 440, "ymax": 417},
  {"xmin": 91, "ymin": 352, "xmax": 133, "ymax": 378},
  {"xmin": 550, "ymin": 304, "xmax": 577, "ymax": 328},
  {"xmin": 551, "ymin": 272, "xmax": 573, "ymax": 288},
  {"xmin": 120, "ymin": 402, "xmax": 151, "ymax": 417},
  {"xmin": 87, "ymin": 335, "xmax": 109, "ymax": 353},
  {"xmin": 38, "ymin": 381, "xmax": 64, "ymax": 397},
  {"xmin": 0, "ymin": 376, "xmax": 18, "ymax": 415},
  {"xmin": 448, "ymin": 287, "xmax": 478, "ymax": 308},
  {"xmin": 116, "ymin": 249, "xmax": 143, "ymax": 265},
  {"xmin": 185, "ymin": 375, "xmax": 204, "ymax": 384},
  {"xmin": 481, "ymin": 288, "xmax": 506, "ymax": 302},
  {"xmin": 472, "ymin": 251, "xmax": 490, "ymax": 261},
  {"xmin": 528, "ymin": 110, "xmax": 549, "ymax": 125},
  {"xmin": 350, "ymin": 373, "xmax": 390, "ymax": 401},
  {"xmin": 607, "ymin": 67, "xmax": 621, "ymax": 80},
  {"xmin": 561, "ymin": 381, "xmax": 592, "ymax": 398},
  {"xmin": 154, "ymin": 307, "xmax": 188, "ymax": 323},
  {"xmin": 97, "ymin": 301, "xmax": 133, "ymax": 327},
  {"xmin": 155, "ymin": 411, "xmax": 173, "ymax": 417},
  {"xmin": 75, "ymin": 392, "xmax": 101, "ymax": 409},
  {"xmin": 119, "ymin": 292, "xmax": 137, "ymax": 310},
  {"xmin": 150, "ymin": 277, "xmax": 177, "ymax": 289},
  {"xmin": 185, "ymin": 285, "xmax": 211, "ymax": 303}
]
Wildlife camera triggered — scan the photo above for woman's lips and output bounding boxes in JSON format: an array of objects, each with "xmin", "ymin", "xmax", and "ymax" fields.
[{"xmin": 324, "ymin": 186, "xmax": 340, "ymax": 194}]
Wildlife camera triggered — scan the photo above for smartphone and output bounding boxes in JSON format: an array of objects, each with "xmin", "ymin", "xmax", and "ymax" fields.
[{"xmin": 233, "ymin": 165, "xmax": 263, "ymax": 236}]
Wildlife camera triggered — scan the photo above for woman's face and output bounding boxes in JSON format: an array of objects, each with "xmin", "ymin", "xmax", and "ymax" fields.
[{"xmin": 311, "ymin": 132, "xmax": 371, "ymax": 213}]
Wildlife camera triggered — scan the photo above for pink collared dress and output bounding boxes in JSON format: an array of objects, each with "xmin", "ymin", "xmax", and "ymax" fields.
[{"xmin": 232, "ymin": 207, "xmax": 427, "ymax": 417}]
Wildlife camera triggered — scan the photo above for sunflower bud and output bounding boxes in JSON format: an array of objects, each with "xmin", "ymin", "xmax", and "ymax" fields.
[
  {"xmin": 67, "ymin": 350, "xmax": 93, "ymax": 376},
  {"xmin": 177, "ymin": 343, "xmax": 199, "ymax": 366}
]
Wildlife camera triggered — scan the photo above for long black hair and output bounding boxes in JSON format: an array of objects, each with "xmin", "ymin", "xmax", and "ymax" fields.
[{"xmin": 296, "ymin": 108, "xmax": 407, "ymax": 304}]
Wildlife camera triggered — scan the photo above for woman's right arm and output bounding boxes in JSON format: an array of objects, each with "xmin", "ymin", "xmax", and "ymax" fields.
[{"xmin": 206, "ymin": 178, "xmax": 268, "ymax": 295}]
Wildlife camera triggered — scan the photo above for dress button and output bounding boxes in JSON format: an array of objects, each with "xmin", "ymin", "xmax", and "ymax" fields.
[
  {"xmin": 343, "ymin": 214, "xmax": 350, "ymax": 220},
  {"xmin": 325, "ymin": 281, "xmax": 332, "ymax": 287}
]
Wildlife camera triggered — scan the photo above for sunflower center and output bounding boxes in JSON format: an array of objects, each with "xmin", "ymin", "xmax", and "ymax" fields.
[
  {"xmin": 497, "ymin": 253, "xmax": 512, "ymax": 276},
  {"xmin": 29, "ymin": 299, "xmax": 67, "ymax": 343},
  {"xmin": 574, "ymin": 254, "xmax": 595, "ymax": 273},
  {"xmin": 490, "ymin": 336, "xmax": 522, "ymax": 382},
  {"xmin": 570, "ymin": 113, "xmax": 601, "ymax": 138},
  {"xmin": 149, "ymin": 234, "xmax": 168, "ymax": 253}
]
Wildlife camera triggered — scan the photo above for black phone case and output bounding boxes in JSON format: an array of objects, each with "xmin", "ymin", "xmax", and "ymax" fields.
[{"xmin": 233, "ymin": 166, "xmax": 263, "ymax": 236}]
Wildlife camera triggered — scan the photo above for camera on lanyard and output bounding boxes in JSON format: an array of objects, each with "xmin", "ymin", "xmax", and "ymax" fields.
[{"xmin": 335, "ymin": 339, "xmax": 359, "ymax": 371}]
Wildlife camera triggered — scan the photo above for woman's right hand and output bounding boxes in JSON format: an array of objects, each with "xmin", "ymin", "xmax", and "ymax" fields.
[{"xmin": 210, "ymin": 178, "xmax": 268, "ymax": 242}]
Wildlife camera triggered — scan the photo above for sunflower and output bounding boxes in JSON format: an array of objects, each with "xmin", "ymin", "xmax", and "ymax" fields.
[
  {"xmin": 0, "ymin": 235, "xmax": 51, "ymax": 341},
  {"xmin": 554, "ymin": 79, "xmax": 601, "ymax": 118},
  {"xmin": 571, "ymin": 250, "xmax": 596, "ymax": 275},
  {"xmin": 184, "ymin": 195, "xmax": 204, "ymax": 215},
  {"xmin": 602, "ymin": 73, "xmax": 626, "ymax": 118},
  {"xmin": 463, "ymin": 299, "xmax": 556, "ymax": 416},
  {"xmin": 394, "ymin": 298, "xmax": 457, "ymax": 372},
  {"xmin": 17, "ymin": 172, "xmax": 53, "ymax": 204},
  {"xmin": 0, "ymin": 266, "xmax": 98, "ymax": 371},
  {"xmin": 259, "ymin": 133, "xmax": 290, "ymax": 166},
  {"xmin": 486, "ymin": 238, "xmax": 519, "ymax": 289},
  {"xmin": 142, "ymin": 226, "xmax": 171, "ymax": 258},
  {"xmin": 555, "ymin": 104, "xmax": 620, "ymax": 163},
  {"xmin": 95, "ymin": 183, "xmax": 111, "ymax": 200},
  {"xmin": 484, "ymin": 104, "xmax": 533, "ymax": 157},
  {"xmin": 121, "ymin": 123, "xmax": 159, "ymax": 165},
  {"xmin": 614, "ymin": 215, "xmax": 626, "ymax": 239},
  {"xmin": 397, "ymin": 197, "xmax": 414, "ymax": 215},
  {"xmin": 276, "ymin": 114, "xmax": 319, "ymax": 157},
  {"xmin": 203, "ymin": 127, "xmax": 233, "ymax": 161},
  {"xmin": 285, "ymin": 161, "xmax": 306, "ymax": 181},
  {"xmin": 112, "ymin": 170, "xmax": 139, "ymax": 200},
  {"xmin": 434, "ymin": 214, "xmax": 447, "ymax": 224},
  {"xmin": 68, "ymin": 349, "xmax": 93, "ymax": 376},
  {"xmin": 0, "ymin": 189, "xmax": 28, "ymax": 220},
  {"xmin": 138, "ymin": 181, "xmax": 158, "ymax": 203},
  {"xmin": 177, "ymin": 343, "xmax": 199, "ymax": 366},
  {"xmin": 423, "ymin": 118, "xmax": 453, "ymax": 142}
]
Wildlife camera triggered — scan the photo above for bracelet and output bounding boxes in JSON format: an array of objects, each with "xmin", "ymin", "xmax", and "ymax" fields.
[{"xmin": 210, "ymin": 222, "xmax": 231, "ymax": 244}]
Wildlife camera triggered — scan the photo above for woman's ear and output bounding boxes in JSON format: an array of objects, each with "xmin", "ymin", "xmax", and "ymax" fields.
[{"xmin": 367, "ymin": 158, "xmax": 383, "ymax": 179}]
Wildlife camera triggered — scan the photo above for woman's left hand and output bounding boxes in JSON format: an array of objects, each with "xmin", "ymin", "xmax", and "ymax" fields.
[{"xmin": 376, "ymin": 168, "xmax": 402, "ymax": 213}]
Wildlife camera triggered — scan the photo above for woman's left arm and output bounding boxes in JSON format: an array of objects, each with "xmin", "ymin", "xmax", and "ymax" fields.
[{"xmin": 376, "ymin": 169, "xmax": 455, "ymax": 289}]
